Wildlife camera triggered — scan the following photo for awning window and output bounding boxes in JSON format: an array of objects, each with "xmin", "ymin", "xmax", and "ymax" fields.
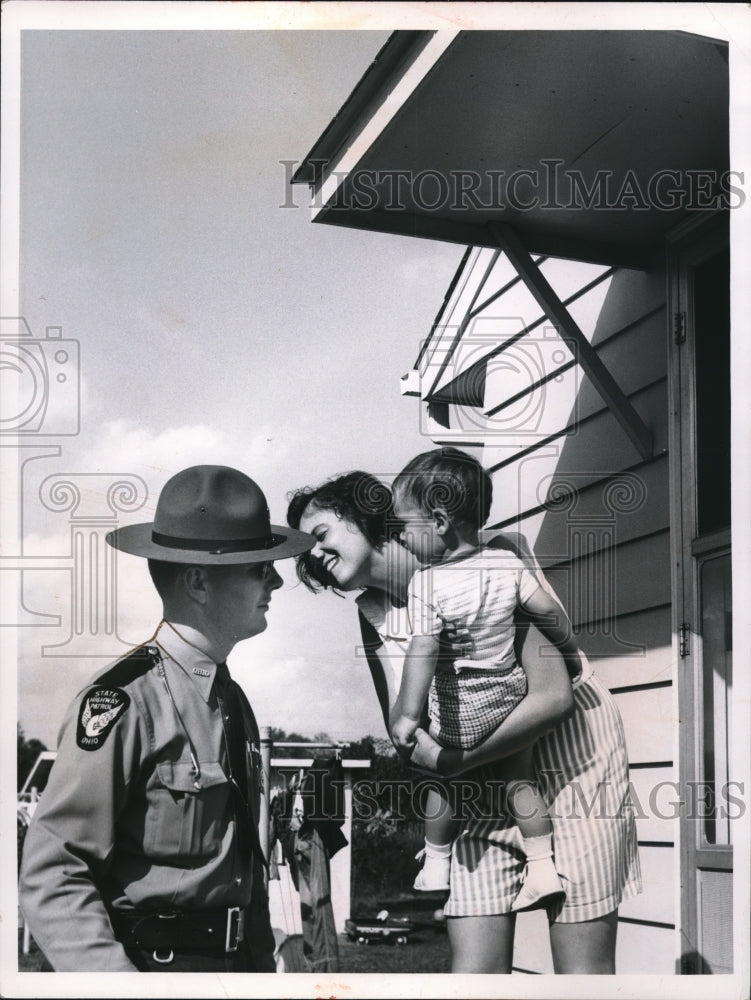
[{"xmin": 404, "ymin": 233, "xmax": 652, "ymax": 461}]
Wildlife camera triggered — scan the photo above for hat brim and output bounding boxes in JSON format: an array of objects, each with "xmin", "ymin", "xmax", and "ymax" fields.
[{"xmin": 106, "ymin": 522, "xmax": 314, "ymax": 564}]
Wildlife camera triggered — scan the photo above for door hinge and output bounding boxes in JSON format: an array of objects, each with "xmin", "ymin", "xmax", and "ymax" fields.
[
  {"xmin": 679, "ymin": 622, "xmax": 690, "ymax": 658},
  {"xmin": 674, "ymin": 311, "xmax": 686, "ymax": 345}
]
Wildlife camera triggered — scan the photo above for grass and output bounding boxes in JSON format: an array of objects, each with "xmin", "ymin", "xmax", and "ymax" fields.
[{"xmin": 339, "ymin": 926, "xmax": 450, "ymax": 974}]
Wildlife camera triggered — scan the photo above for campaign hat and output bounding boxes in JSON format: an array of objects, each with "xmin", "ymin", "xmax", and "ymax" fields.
[{"xmin": 106, "ymin": 465, "xmax": 314, "ymax": 564}]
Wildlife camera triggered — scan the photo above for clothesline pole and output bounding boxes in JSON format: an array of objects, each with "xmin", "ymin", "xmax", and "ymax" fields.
[{"xmin": 260, "ymin": 725, "xmax": 272, "ymax": 886}]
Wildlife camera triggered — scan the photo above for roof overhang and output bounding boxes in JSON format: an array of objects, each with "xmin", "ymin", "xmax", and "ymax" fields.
[{"xmin": 294, "ymin": 30, "xmax": 729, "ymax": 268}]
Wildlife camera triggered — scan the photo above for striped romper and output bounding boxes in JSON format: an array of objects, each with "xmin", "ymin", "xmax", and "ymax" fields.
[
  {"xmin": 444, "ymin": 658, "xmax": 643, "ymax": 922},
  {"xmin": 407, "ymin": 549, "xmax": 540, "ymax": 750}
]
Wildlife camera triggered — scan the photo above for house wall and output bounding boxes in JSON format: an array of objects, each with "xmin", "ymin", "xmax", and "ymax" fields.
[{"xmin": 473, "ymin": 265, "xmax": 676, "ymax": 973}]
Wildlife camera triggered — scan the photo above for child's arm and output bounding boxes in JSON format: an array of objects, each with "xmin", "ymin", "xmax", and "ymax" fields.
[{"xmin": 390, "ymin": 634, "xmax": 440, "ymax": 751}]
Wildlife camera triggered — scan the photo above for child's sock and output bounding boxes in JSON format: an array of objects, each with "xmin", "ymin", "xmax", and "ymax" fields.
[
  {"xmin": 511, "ymin": 834, "xmax": 565, "ymax": 912},
  {"xmin": 413, "ymin": 839, "xmax": 452, "ymax": 891},
  {"xmin": 523, "ymin": 833, "xmax": 554, "ymax": 862}
]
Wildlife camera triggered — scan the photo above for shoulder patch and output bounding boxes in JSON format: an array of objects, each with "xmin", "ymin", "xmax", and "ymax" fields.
[
  {"xmin": 76, "ymin": 687, "xmax": 130, "ymax": 751},
  {"xmin": 92, "ymin": 645, "xmax": 158, "ymax": 689}
]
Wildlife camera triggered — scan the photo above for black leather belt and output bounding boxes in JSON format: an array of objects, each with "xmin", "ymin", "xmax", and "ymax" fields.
[{"xmin": 112, "ymin": 907, "xmax": 246, "ymax": 961}]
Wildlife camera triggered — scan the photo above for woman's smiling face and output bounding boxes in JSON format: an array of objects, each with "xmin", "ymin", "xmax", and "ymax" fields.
[{"xmin": 298, "ymin": 504, "xmax": 376, "ymax": 591}]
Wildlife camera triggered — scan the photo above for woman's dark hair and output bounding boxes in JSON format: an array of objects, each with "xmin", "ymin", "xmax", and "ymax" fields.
[
  {"xmin": 287, "ymin": 471, "xmax": 395, "ymax": 592},
  {"xmin": 392, "ymin": 446, "xmax": 492, "ymax": 530}
]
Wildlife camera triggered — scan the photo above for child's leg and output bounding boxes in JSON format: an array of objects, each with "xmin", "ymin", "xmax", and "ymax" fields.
[
  {"xmin": 503, "ymin": 745, "xmax": 553, "ymax": 840},
  {"xmin": 495, "ymin": 748, "xmax": 565, "ymax": 911},
  {"xmin": 414, "ymin": 780, "xmax": 456, "ymax": 891},
  {"xmin": 422, "ymin": 782, "xmax": 458, "ymax": 847}
]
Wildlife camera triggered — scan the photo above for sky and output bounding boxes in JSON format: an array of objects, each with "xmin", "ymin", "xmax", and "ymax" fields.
[
  {"xmin": 3, "ymin": 6, "xmax": 750, "ymax": 999},
  {"xmin": 6, "ymin": 4, "xmax": 749, "ymax": 752},
  {"xmin": 11, "ymin": 27, "xmax": 465, "ymax": 747}
]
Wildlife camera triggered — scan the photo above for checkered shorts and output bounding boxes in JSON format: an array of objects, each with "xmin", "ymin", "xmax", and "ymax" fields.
[{"xmin": 428, "ymin": 662, "xmax": 527, "ymax": 750}]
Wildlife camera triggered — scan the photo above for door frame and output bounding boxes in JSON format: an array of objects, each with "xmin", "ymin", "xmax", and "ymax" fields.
[{"xmin": 666, "ymin": 211, "xmax": 732, "ymax": 974}]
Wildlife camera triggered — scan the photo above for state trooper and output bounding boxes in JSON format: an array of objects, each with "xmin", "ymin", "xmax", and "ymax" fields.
[{"xmin": 19, "ymin": 465, "xmax": 314, "ymax": 972}]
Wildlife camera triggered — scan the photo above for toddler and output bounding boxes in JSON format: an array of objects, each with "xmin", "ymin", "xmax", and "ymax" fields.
[{"xmin": 390, "ymin": 447, "xmax": 569, "ymax": 911}]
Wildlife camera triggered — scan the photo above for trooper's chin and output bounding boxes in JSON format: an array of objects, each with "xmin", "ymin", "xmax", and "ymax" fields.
[{"xmin": 246, "ymin": 618, "xmax": 268, "ymax": 638}]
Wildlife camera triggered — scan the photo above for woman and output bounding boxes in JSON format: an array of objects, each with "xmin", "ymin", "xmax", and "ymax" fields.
[{"xmin": 287, "ymin": 471, "xmax": 641, "ymax": 974}]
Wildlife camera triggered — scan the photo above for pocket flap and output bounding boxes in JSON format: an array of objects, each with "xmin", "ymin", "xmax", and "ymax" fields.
[{"xmin": 156, "ymin": 759, "xmax": 228, "ymax": 792}]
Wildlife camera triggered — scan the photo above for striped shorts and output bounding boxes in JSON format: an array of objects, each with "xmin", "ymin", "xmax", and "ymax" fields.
[{"xmin": 444, "ymin": 670, "xmax": 642, "ymax": 923}]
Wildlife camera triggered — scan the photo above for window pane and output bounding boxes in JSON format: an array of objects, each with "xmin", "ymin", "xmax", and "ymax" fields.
[
  {"xmin": 694, "ymin": 248, "xmax": 730, "ymax": 534},
  {"xmin": 700, "ymin": 551, "xmax": 732, "ymax": 845}
]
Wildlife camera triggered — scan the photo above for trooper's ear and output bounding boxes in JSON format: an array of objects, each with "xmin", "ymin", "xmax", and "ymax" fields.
[{"xmin": 183, "ymin": 565, "xmax": 210, "ymax": 605}]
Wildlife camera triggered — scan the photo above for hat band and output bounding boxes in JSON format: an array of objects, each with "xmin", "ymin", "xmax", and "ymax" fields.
[{"xmin": 151, "ymin": 529, "xmax": 276, "ymax": 555}]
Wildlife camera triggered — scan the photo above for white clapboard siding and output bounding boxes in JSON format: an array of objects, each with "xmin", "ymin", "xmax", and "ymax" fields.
[
  {"xmin": 482, "ymin": 302, "xmax": 664, "ymax": 435},
  {"xmin": 543, "ymin": 532, "xmax": 672, "ymax": 631},
  {"xmin": 573, "ymin": 309, "xmax": 667, "ymax": 421},
  {"xmin": 474, "ymin": 255, "xmax": 676, "ymax": 975},
  {"xmin": 590, "ymin": 268, "xmax": 667, "ymax": 343},
  {"xmin": 484, "ymin": 381, "xmax": 668, "ymax": 524},
  {"xmin": 613, "ymin": 687, "xmax": 674, "ymax": 765},
  {"xmin": 504, "ymin": 455, "xmax": 671, "ymax": 564},
  {"xmin": 616, "ymin": 923, "xmax": 677, "ymax": 975},
  {"xmin": 587, "ymin": 618, "xmax": 674, "ymax": 689},
  {"xmin": 628, "ymin": 765, "xmax": 678, "ymax": 844},
  {"xmin": 619, "ymin": 844, "xmax": 675, "ymax": 924}
]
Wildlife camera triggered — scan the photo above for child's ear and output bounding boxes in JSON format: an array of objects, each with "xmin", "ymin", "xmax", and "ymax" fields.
[{"xmin": 433, "ymin": 507, "xmax": 451, "ymax": 535}]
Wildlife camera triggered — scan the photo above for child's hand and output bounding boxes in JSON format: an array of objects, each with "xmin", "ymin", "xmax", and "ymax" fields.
[{"xmin": 390, "ymin": 714, "xmax": 418, "ymax": 753}]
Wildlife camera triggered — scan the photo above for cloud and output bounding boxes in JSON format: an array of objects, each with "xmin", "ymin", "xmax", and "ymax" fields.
[
  {"xmin": 232, "ymin": 652, "xmax": 384, "ymax": 743},
  {"xmin": 79, "ymin": 418, "xmax": 286, "ymax": 489},
  {"xmin": 14, "ymin": 421, "xmax": 383, "ymax": 746}
]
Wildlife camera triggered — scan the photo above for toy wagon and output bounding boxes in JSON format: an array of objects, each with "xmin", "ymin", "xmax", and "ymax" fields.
[{"xmin": 345, "ymin": 910, "xmax": 416, "ymax": 946}]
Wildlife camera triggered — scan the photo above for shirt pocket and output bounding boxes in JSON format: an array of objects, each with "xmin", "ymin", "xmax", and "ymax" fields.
[{"xmin": 146, "ymin": 759, "xmax": 230, "ymax": 861}]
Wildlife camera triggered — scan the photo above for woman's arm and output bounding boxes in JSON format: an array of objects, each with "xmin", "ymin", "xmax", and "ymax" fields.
[
  {"xmin": 411, "ymin": 623, "xmax": 574, "ymax": 776},
  {"xmin": 521, "ymin": 585, "xmax": 583, "ymax": 681}
]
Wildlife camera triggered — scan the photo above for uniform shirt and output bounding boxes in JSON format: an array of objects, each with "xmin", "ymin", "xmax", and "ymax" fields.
[
  {"xmin": 407, "ymin": 549, "xmax": 541, "ymax": 673},
  {"xmin": 19, "ymin": 622, "xmax": 275, "ymax": 972}
]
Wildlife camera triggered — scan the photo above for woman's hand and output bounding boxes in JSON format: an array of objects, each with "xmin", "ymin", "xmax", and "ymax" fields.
[
  {"xmin": 409, "ymin": 728, "xmax": 442, "ymax": 772},
  {"xmin": 390, "ymin": 713, "xmax": 419, "ymax": 754},
  {"xmin": 409, "ymin": 727, "xmax": 462, "ymax": 776}
]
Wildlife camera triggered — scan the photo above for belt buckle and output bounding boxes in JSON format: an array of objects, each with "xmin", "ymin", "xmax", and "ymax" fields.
[
  {"xmin": 152, "ymin": 912, "xmax": 177, "ymax": 964},
  {"xmin": 225, "ymin": 906, "xmax": 244, "ymax": 952}
]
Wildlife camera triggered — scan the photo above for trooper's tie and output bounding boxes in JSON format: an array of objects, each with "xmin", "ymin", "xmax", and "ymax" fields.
[{"xmin": 214, "ymin": 663, "xmax": 258, "ymax": 861}]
